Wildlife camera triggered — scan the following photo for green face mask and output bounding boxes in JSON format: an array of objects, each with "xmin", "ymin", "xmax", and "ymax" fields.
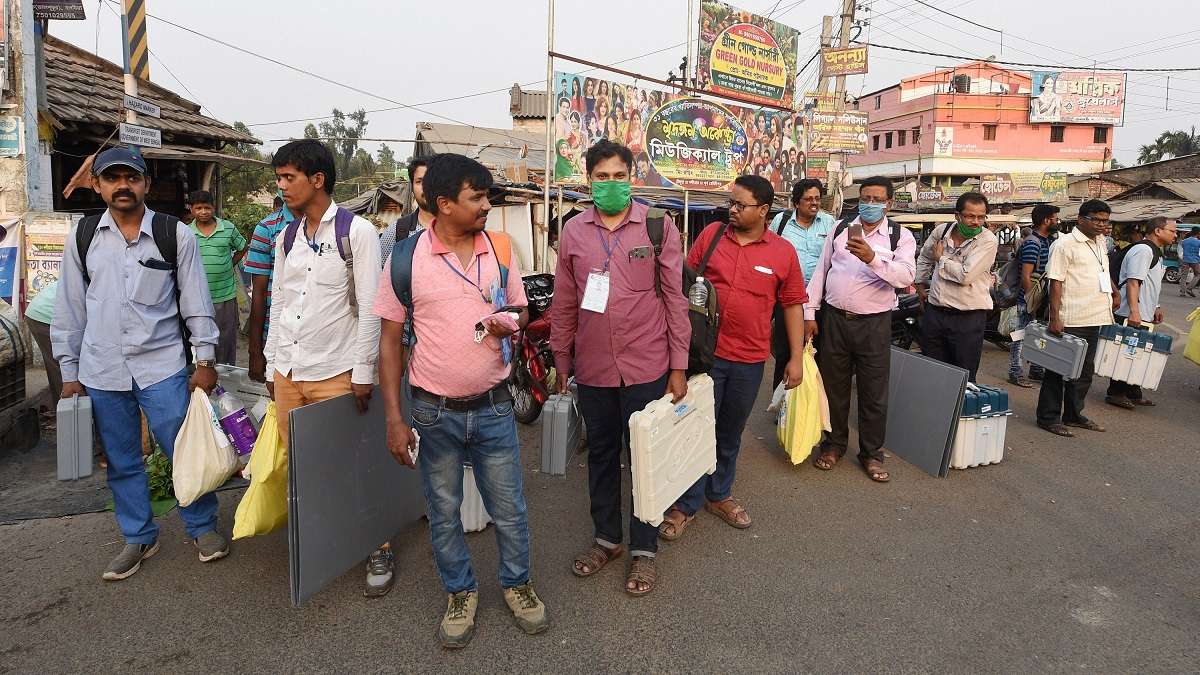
[
  {"xmin": 956, "ymin": 220, "xmax": 984, "ymax": 238},
  {"xmin": 592, "ymin": 180, "xmax": 632, "ymax": 215}
]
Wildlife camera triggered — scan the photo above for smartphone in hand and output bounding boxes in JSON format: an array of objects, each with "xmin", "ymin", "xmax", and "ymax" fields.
[{"xmin": 847, "ymin": 223, "xmax": 864, "ymax": 246}]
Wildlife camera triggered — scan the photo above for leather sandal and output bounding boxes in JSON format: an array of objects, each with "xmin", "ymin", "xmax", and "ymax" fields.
[
  {"xmin": 705, "ymin": 498, "xmax": 752, "ymax": 528},
  {"xmin": 658, "ymin": 508, "xmax": 694, "ymax": 541},
  {"xmin": 572, "ymin": 543, "xmax": 623, "ymax": 578},
  {"xmin": 1038, "ymin": 422, "xmax": 1075, "ymax": 437},
  {"xmin": 625, "ymin": 556, "xmax": 656, "ymax": 597}
]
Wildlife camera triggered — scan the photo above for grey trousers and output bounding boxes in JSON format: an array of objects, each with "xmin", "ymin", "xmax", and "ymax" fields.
[{"xmin": 214, "ymin": 299, "xmax": 239, "ymax": 365}]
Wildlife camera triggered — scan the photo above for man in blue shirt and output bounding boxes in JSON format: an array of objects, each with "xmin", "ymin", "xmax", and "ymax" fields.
[
  {"xmin": 52, "ymin": 147, "xmax": 226, "ymax": 581},
  {"xmin": 767, "ymin": 178, "xmax": 834, "ymax": 388},
  {"xmin": 244, "ymin": 194, "xmax": 292, "ymax": 382},
  {"xmin": 1179, "ymin": 226, "xmax": 1200, "ymax": 297},
  {"xmin": 1007, "ymin": 204, "xmax": 1057, "ymax": 387}
]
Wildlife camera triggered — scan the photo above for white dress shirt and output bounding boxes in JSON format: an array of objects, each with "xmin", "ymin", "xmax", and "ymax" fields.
[{"xmin": 265, "ymin": 201, "xmax": 381, "ymax": 384}]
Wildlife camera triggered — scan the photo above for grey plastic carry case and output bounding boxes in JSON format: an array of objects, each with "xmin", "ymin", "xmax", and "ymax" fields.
[
  {"xmin": 540, "ymin": 393, "xmax": 581, "ymax": 476},
  {"xmin": 1022, "ymin": 321, "xmax": 1088, "ymax": 380},
  {"xmin": 56, "ymin": 394, "xmax": 93, "ymax": 480}
]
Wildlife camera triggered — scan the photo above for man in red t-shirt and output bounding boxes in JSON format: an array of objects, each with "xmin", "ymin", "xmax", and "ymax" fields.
[{"xmin": 659, "ymin": 175, "xmax": 808, "ymax": 540}]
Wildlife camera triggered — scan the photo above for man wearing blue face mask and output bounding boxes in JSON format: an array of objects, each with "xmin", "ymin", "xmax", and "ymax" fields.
[{"xmin": 802, "ymin": 176, "xmax": 916, "ymax": 483}]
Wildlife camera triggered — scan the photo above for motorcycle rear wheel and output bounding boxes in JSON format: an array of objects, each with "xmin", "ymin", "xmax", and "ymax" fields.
[{"xmin": 509, "ymin": 367, "xmax": 544, "ymax": 424}]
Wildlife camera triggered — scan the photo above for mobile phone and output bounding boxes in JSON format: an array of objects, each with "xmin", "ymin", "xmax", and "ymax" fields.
[{"xmin": 848, "ymin": 223, "xmax": 864, "ymax": 241}]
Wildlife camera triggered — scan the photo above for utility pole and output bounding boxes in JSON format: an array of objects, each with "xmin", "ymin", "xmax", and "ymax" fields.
[
  {"xmin": 815, "ymin": 16, "xmax": 834, "ymax": 214},
  {"xmin": 819, "ymin": 0, "xmax": 856, "ymax": 218}
]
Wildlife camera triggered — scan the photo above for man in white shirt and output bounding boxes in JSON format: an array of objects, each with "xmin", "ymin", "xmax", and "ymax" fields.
[{"xmin": 263, "ymin": 140, "xmax": 385, "ymax": 592}]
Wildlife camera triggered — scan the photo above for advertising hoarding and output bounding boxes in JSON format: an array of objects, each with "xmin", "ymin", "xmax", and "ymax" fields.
[{"xmin": 1029, "ymin": 71, "xmax": 1126, "ymax": 126}]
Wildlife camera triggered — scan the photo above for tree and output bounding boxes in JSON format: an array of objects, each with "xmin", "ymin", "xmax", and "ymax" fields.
[
  {"xmin": 349, "ymin": 148, "xmax": 377, "ymax": 180},
  {"xmin": 377, "ymin": 143, "xmax": 397, "ymax": 177},
  {"xmin": 317, "ymin": 108, "xmax": 369, "ymax": 177},
  {"xmin": 1137, "ymin": 126, "xmax": 1200, "ymax": 164},
  {"xmin": 218, "ymin": 121, "xmax": 276, "ymax": 239}
]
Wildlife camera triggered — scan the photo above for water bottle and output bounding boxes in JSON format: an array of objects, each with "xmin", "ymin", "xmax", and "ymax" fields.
[
  {"xmin": 212, "ymin": 385, "xmax": 258, "ymax": 466},
  {"xmin": 689, "ymin": 276, "xmax": 709, "ymax": 309}
]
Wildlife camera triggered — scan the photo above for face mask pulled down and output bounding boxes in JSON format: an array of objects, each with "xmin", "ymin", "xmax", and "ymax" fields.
[{"xmin": 592, "ymin": 180, "xmax": 632, "ymax": 215}]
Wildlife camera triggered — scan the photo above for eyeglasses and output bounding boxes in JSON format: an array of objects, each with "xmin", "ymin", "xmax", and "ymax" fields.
[
  {"xmin": 1083, "ymin": 215, "xmax": 1111, "ymax": 225},
  {"xmin": 860, "ymin": 195, "xmax": 889, "ymax": 204},
  {"xmin": 728, "ymin": 200, "xmax": 766, "ymax": 211}
]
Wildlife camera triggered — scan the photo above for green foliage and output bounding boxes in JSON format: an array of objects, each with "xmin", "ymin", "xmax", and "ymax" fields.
[
  {"xmin": 145, "ymin": 448, "xmax": 174, "ymax": 502},
  {"xmin": 219, "ymin": 121, "xmax": 276, "ymax": 237},
  {"xmin": 377, "ymin": 143, "xmax": 397, "ymax": 177},
  {"xmin": 1137, "ymin": 126, "xmax": 1200, "ymax": 164},
  {"xmin": 224, "ymin": 202, "xmax": 271, "ymax": 240}
]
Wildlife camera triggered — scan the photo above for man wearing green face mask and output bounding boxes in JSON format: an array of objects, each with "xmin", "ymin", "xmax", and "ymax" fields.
[{"xmin": 915, "ymin": 191, "xmax": 999, "ymax": 381}]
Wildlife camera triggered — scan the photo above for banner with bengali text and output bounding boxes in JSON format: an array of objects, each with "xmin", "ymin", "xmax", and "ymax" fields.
[{"xmin": 698, "ymin": 1, "xmax": 799, "ymax": 109}]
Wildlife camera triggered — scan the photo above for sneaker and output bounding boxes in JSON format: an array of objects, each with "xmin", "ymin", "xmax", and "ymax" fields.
[
  {"xmin": 503, "ymin": 582, "xmax": 549, "ymax": 635},
  {"xmin": 438, "ymin": 590, "xmax": 478, "ymax": 649},
  {"xmin": 363, "ymin": 547, "xmax": 395, "ymax": 598},
  {"xmin": 194, "ymin": 531, "xmax": 229, "ymax": 563},
  {"xmin": 102, "ymin": 540, "xmax": 160, "ymax": 581}
]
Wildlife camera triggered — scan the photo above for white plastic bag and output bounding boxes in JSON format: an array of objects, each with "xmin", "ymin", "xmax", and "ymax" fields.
[
  {"xmin": 173, "ymin": 389, "xmax": 237, "ymax": 507},
  {"xmin": 766, "ymin": 382, "xmax": 787, "ymax": 413}
]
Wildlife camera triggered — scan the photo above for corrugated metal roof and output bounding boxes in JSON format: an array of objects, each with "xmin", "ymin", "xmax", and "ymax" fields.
[
  {"xmin": 1047, "ymin": 199, "xmax": 1200, "ymax": 223},
  {"xmin": 44, "ymin": 36, "xmax": 257, "ymax": 145},
  {"xmin": 414, "ymin": 122, "xmax": 546, "ymax": 171},
  {"xmin": 509, "ymin": 84, "xmax": 547, "ymax": 119},
  {"xmin": 1117, "ymin": 178, "xmax": 1200, "ymax": 203}
]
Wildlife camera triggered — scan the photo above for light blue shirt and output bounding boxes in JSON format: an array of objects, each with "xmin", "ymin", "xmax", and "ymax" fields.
[
  {"xmin": 24, "ymin": 280, "xmax": 58, "ymax": 324},
  {"xmin": 769, "ymin": 210, "xmax": 836, "ymax": 282},
  {"xmin": 52, "ymin": 208, "xmax": 218, "ymax": 391},
  {"xmin": 1181, "ymin": 236, "xmax": 1200, "ymax": 264}
]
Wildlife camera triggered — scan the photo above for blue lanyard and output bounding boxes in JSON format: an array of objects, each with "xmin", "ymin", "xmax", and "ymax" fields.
[
  {"xmin": 596, "ymin": 227, "xmax": 622, "ymax": 272},
  {"xmin": 441, "ymin": 255, "xmax": 488, "ymax": 302}
]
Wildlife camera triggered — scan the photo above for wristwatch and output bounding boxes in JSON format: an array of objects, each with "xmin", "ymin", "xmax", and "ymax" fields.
[{"xmin": 195, "ymin": 359, "xmax": 216, "ymax": 368}]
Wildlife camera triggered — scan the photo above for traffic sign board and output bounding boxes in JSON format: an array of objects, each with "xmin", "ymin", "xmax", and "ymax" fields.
[
  {"xmin": 119, "ymin": 122, "xmax": 161, "ymax": 149},
  {"xmin": 122, "ymin": 94, "xmax": 161, "ymax": 118}
]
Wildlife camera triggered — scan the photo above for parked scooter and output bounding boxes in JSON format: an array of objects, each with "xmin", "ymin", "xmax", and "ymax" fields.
[{"xmin": 508, "ymin": 274, "xmax": 555, "ymax": 424}]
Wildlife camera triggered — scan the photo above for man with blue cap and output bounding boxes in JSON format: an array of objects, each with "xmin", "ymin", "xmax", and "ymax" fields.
[{"xmin": 53, "ymin": 146, "xmax": 228, "ymax": 581}]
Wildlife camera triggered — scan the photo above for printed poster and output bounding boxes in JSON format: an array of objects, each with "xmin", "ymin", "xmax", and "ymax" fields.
[
  {"xmin": 932, "ymin": 126, "xmax": 955, "ymax": 157},
  {"xmin": 645, "ymin": 98, "xmax": 748, "ymax": 191},
  {"xmin": 0, "ymin": 219, "xmax": 20, "ymax": 305},
  {"xmin": 697, "ymin": 1, "xmax": 800, "ymax": 109},
  {"xmin": 0, "ymin": 116, "xmax": 23, "ymax": 158},
  {"xmin": 25, "ymin": 212, "xmax": 71, "ymax": 302},
  {"xmin": 807, "ymin": 108, "xmax": 868, "ymax": 154},
  {"xmin": 1029, "ymin": 71, "xmax": 1126, "ymax": 126}
]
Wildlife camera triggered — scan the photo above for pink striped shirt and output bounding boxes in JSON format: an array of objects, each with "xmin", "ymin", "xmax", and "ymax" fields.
[{"xmin": 803, "ymin": 216, "xmax": 917, "ymax": 319}]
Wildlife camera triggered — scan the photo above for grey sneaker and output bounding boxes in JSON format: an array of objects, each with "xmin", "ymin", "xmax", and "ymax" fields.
[
  {"xmin": 438, "ymin": 590, "xmax": 478, "ymax": 649},
  {"xmin": 363, "ymin": 547, "xmax": 395, "ymax": 598},
  {"xmin": 194, "ymin": 531, "xmax": 229, "ymax": 563},
  {"xmin": 102, "ymin": 540, "xmax": 160, "ymax": 581},
  {"xmin": 503, "ymin": 582, "xmax": 549, "ymax": 635}
]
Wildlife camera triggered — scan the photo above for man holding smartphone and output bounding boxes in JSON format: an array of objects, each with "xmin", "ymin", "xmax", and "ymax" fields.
[{"xmin": 802, "ymin": 176, "xmax": 916, "ymax": 483}]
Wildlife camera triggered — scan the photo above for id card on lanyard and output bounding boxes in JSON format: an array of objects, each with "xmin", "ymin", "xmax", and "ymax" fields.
[{"xmin": 583, "ymin": 227, "xmax": 622, "ymax": 314}]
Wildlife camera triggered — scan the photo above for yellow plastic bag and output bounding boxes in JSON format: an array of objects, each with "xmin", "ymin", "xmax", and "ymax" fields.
[
  {"xmin": 777, "ymin": 343, "xmax": 831, "ymax": 465},
  {"xmin": 1184, "ymin": 307, "xmax": 1200, "ymax": 367},
  {"xmin": 233, "ymin": 403, "xmax": 289, "ymax": 539}
]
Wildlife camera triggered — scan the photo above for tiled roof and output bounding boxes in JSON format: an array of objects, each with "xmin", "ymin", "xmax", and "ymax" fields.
[{"xmin": 43, "ymin": 35, "xmax": 257, "ymax": 145}]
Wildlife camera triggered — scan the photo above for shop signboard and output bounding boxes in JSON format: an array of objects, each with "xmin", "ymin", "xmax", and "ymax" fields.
[
  {"xmin": 645, "ymin": 97, "xmax": 748, "ymax": 191},
  {"xmin": 820, "ymin": 45, "xmax": 868, "ymax": 77},
  {"xmin": 697, "ymin": 1, "xmax": 799, "ymax": 108},
  {"xmin": 807, "ymin": 108, "xmax": 868, "ymax": 154}
]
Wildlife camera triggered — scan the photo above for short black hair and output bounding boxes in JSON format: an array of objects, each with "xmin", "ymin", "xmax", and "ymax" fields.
[
  {"xmin": 585, "ymin": 139, "xmax": 633, "ymax": 176},
  {"xmin": 407, "ymin": 157, "xmax": 427, "ymax": 180},
  {"xmin": 790, "ymin": 178, "xmax": 825, "ymax": 205},
  {"xmin": 860, "ymin": 175, "xmax": 894, "ymax": 199},
  {"xmin": 1031, "ymin": 203, "xmax": 1060, "ymax": 226},
  {"xmin": 188, "ymin": 190, "xmax": 214, "ymax": 206},
  {"xmin": 1146, "ymin": 216, "xmax": 1170, "ymax": 232},
  {"xmin": 272, "ymin": 140, "xmax": 337, "ymax": 195},
  {"xmin": 955, "ymin": 191, "xmax": 988, "ymax": 213},
  {"xmin": 1190, "ymin": 227, "xmax": 1200, "ymax": 236},
  {"xmin": 1078, "ymin": 199, "xmax": 1111, "ymax": 221},
  {"xmin": 734, "ymin": 174, "xmax": 774, "ymax": 207},
  {"xmin": 421, "ymin": 153, "xmax": 493, "ymax": 215}
]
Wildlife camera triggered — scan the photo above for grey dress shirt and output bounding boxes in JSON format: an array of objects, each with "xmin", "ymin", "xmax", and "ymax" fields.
[{"xmin": 52, "ymin": 208, "xmax": 218, "ymax": 391}]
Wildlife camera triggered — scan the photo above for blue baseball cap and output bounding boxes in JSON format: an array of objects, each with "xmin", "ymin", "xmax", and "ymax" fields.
[{"xmin": 93, "ymin": 146, "xmax": 148, "ymax": 175}]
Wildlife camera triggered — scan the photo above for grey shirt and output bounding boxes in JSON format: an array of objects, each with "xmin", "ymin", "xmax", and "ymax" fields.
[
  {"xmin": 52, "ymin": 208, "xmax": 218, "ymax": 391},
  {"xmin": 1116, "ymin": 242, "xmax": 1164, "ymax": 320}
]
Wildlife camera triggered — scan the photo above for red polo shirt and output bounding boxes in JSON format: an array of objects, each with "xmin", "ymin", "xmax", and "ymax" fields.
[{"xmin": 688, "ymin": 222, "xmax": 808, "ymax": 363}]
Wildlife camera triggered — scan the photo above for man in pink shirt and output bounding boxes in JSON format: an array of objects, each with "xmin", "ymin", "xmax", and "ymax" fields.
[
  {"xmin": 551, "ymin": 140, "xmax": 690, "ymax": 597},
  {"xmin": 374, "ymin": 154, "xmax": 547, "ymax": 649},
  {"xmin": 803, "ymin": 176, "xmax": 916, "ymax": 483}
]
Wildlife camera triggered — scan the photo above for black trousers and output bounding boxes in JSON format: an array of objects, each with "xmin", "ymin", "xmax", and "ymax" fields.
[
  {"xmin": 575, "ymin": 371, "xmax": 668, "ymax": 556},
  {"xmin": 1036, "ymin": 326, "xmax": 1100, "ymax": 426},
  {"xmin": 816, "ymin": 306, "xmax": 891, "ymax": 462},
  {"xmin": 770, "ymin": 306, "xmax": 790, "ymax": 389},
  {"xmin": 920, "ymin": 304, "xmax": 987, "ymax": 382},
  {"xmin": 1105, "ymin": 315, "xmax": 1145, "ymax": 401}
]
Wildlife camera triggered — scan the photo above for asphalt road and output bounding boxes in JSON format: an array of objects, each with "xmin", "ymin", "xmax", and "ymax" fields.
[{"xmin": 2, "ymin": 293, "xmax": 1197, "ymax": 673}]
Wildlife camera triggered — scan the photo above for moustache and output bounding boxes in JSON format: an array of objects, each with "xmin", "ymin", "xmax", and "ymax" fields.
[{"xmin": 113, "ymin": 191, "xmax": 136, "ymax": 199}]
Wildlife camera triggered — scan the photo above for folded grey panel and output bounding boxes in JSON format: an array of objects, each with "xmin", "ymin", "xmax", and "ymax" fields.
[
  {"xmin": 287, "ymin": 391, "xmax": 425, "ymax": 607},
  {"xmin": 884, "ymin": 348, "xmax": 968, "ymax": 478}
]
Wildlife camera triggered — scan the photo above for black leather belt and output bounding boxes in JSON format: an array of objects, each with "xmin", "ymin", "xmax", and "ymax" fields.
[
  {"xmin": 823, "ymin": 303, "xmax": 889, "ymax": 320},
  {"xmin": 411, "ymin": 383, "xmax": 511, "ymax": 412},
  {"xmin": 928, "ymin": 303, "xmax": 985, "ymax": 316}
]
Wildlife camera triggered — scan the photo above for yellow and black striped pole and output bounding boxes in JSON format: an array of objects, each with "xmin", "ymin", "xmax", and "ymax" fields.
[{"xmin": 122, "ymin": 0, "xmax": 150, "ymax": 81}]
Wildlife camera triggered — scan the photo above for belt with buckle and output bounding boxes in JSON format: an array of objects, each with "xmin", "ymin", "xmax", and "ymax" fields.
[
  {"xmin": 411, "ymin": 383, "xmax": 511, "ymax": 412},
  {"xmin": 823, "ymin": 303, "xmax": 889, "ymax": 320}
]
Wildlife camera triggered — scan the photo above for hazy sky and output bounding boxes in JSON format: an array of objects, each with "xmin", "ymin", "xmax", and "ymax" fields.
[{"xmin": 49, "ymin": 0, "xmax": 1200, "ymax": 166}]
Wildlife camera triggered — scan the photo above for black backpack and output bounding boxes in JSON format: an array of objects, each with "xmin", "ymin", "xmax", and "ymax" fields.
[
  {"xmin": 1109, "ymin": 240, "xmax": 1162, "ymax": 288},
  {"xmin": 76, "ymin": 211, "xmax": 193, "ymax": 365},
  {"xmin": 646, "ymin": 209, "xmax": 724, "ymax": 376}
]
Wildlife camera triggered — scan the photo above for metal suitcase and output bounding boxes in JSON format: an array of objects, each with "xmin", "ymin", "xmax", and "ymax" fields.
[
  {"xmin": 1022, "ymin": 321, "xmax": 1088, "ymax": 380},
  {"xmin": 56, "ymin": 394, "xmax": 93, "ymax": 480},
  {"xmin": 629, "ymin": 374, "xmax": 716, "ymax": 526},
  {"xmin": 1094, "ymin": 324, "xmax": 1173, "ymax": 391},
  {"xmin": 540, "ymin": 393, "xmax": 581, "ymax": 476}
]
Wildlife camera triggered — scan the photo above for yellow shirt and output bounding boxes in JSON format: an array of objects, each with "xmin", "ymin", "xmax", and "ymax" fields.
[{"xmin": 1044, "ymin": 228, "xmax": 1114, "ymax": 328}]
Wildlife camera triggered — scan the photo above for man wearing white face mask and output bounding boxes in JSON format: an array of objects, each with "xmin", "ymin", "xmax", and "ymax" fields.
[{"xmin": 802, "ymin": 176, "xmax": 916, "ymax": 483}]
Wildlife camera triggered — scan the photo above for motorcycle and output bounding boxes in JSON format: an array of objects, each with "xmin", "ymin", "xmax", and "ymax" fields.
[
  {"xmin": 891, "ymin": 292, "xmax": 1011, "ymax": 351},
  {"xmin": 508, "ymin": 274, "xmax": 556, "ymax": 424}
]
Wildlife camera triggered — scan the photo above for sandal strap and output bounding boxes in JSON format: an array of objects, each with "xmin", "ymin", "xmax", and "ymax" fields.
[
  {"xmin": 628, "ymin": 558, "xmax": 656, "ymax": 584},
  {"xmin": 575, "ymin": 543, "xmax": 618, "ymax": 569}
]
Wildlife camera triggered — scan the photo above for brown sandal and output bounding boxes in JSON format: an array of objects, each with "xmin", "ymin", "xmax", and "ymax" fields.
[
  {"xmin": 572, "ymin": 543, "xmax": 623, "ymax": 578},
  {"xmin": 862, "ymin": 459, "xmax": 891, "ymax": 483},
  {"xmin": 705, "ymin": 498, "xmax": 752, "ymax": 528},
  {"xmin": 657, "ymin": 508, "xmax": 694, "ymax": 541},
  {"xmin": 625, "ymin": 556, "xmax": 656, "ymax": 596},
  {"xmin": 813, "ymin": 450, "xmax": 839, "ymax": 471}
]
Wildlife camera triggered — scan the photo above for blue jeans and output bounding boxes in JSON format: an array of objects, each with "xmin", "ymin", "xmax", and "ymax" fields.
[
  {"xmin": 1007, "ymin": 302, "xmax": 1044, "ymax": 379},
  {"xmin": 412, "ymin": 395, "xmax": 531, "ymax": 594},
  {"xmin": 674, "ymin": 358, "xmax": 765, "ymax": 516},
  {"xmin": 86, "ymin": 369, "xmax": 219, "ymax": 544}
]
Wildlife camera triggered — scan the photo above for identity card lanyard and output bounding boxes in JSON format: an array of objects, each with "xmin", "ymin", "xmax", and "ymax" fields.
[
  {"xmin": 1085, "ymin": 239, "xmax": 1111, "ymax": 293},
  {"xmin": 582, "ymin": 228, "xmax": 621, "ymax": 314},
  {"xmin": 441, "ymin": 256, "xmax": 490, "ymax": 303}
]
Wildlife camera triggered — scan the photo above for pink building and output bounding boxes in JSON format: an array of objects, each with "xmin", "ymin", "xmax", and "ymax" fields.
[{"xmin": 847, "ymin": 61, "xmax": 1114, "ymax": 186}]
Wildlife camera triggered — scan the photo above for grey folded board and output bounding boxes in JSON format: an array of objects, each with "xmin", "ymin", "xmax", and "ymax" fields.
[
  {"xmin": 540, "ymin": 393, "xmax": 581, "ymax": 475},
  {"xmin": 884, "ymin": 347, "xmax": 968, "ymax": 478},
  {"xmin": 56, "ymin": 394, "xmax": 93, "ymax": 480},
  {"xmin": 287, "ymin": 390, "xmax": 425, "ymax": 607},
  {"xmin": 1021, "ymin": 321, "xmax": 1088, "ymax": 380}
]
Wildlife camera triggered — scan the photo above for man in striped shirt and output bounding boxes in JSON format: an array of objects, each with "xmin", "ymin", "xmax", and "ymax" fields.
[
  {"xmin": 245, "ymin": 195, "xmax": 293, "ymax": 382},
  {"xmin": 1007, "ymin": 204, "xmax": 1058, "ymax": 387},
  {"xmin": 189, "ymin": 191, "xmax": 248, "ymax": 365}
]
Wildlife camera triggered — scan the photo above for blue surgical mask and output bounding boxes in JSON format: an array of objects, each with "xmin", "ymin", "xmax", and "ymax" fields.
[{"xmin": 858, "ymin": 202, "xmax": 886, "ymax": 223}]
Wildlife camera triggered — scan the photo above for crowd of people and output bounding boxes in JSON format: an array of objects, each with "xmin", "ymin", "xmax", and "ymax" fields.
[{"xmin": 39, "ymin": 135, "xmax": 1189, "ymax": 650}]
